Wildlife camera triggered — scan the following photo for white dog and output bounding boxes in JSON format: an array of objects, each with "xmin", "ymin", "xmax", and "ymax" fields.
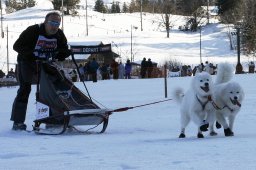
[
  {"xmin": 210, "ymin": 63, "xmax": 244, "ymax": 136},
  {"xmin": 174, "ymin": 72, "xmax": 215, "ymax": 138}
]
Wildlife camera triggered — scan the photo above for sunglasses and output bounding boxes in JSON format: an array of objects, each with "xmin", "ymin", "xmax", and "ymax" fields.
[{"xmin": 47, "ymin": 20, "xmax": 60, "ymax": 27}]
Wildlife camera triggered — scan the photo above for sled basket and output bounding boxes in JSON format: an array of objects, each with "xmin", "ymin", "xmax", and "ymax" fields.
[{"xmin": 33, "ymin": 62, "xmax": 110, "ymax": 135}]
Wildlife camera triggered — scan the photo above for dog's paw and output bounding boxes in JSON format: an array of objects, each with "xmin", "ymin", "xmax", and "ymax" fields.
[
  {"xmin": 179, "ymin": 133, "xmax": 186, "ymax": 138},
  {"xmin": 197, "ymin": 133, "xmax": 204, "ymax": 138},
  {"xmin": 200, "ymin": 123, "xmax": 209, "ymax": 132},
  {"xmin": 224, "ymin": 128, "xmax": 234, "ymax": 136},
  {"xmin": 210, "ymin": 131, "xmax": 218, "ymax": 136},
  {"xmin": 216, "ymin": 121, "xmax": 222, "ymax": 129}
]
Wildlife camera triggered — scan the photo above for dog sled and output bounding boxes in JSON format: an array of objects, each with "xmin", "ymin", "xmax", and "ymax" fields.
[
  {"xmin": 32, "ymin": 47, "xmax": 173, "ymax": 135},
  {"xmin": 33, "ymin": 49, "xmax": 111, "ymax": 135}
]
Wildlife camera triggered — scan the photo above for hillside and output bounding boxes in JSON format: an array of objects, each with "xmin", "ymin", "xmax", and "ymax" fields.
[{"xmin": 0, "ymin": 2, "xmax": 248, "ymax": 73}]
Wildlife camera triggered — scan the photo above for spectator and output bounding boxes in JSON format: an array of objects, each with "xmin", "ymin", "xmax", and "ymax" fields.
[
  {"xmin": 118, "ymin": 62, "xmax": 125, "ymax": 79},
  {"xmin": 100, "ymin": 63, "xmax": 108, "ymax": 80},
  {"xmin": 187, "ymin": 65, "xmax": 192, "ymax": 76},
  {"xmin": 111, "ymin": 59, "xmax": 119, "ymax": 79},
  {"xmin": 89, "ymin": 58, "xmax": 99, "ymax": 82},
  {"xmin": 140, "ymin": 57, "xmax": 147, "ymax": 78},
  {"xmin": 125, "ymin": 59, "xmax": 132, "ymax": 79},
  {"xmin": 78, "ymin": 64, "xmax": 85, "ymax": 81},
  {"xmin": 192, "ymin": 66, "xmax": 197, "ymax": 76},
  {"xmin": 181, "ymin": 65, "xmax": 188, "ymax": 77},
  {"xmin": 84, "ymin": 61, "xmax": 91, "ymax": 81},
  {"xmin": 204, "ymin": 62, "xmax": 214, "ymax": 75},
  {"xmin": 196, "ymin": 64, "xmax": 204, "ymax": 74},
  {"xmin": 7, "ymin": 68, "xmax": 16, "ymax": 78},
  {"xmin": 147, "ymin": 58, "xmax": 153, "ymax": 78}
]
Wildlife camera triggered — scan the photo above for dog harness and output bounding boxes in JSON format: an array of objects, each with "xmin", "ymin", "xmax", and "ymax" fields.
[
  {"xmin": 196, "ymin": 95, "xmax": 212, "ymax": 110},
  {"xmin": 210, "ymin": 97, "xmax": 241, "ymax": 112}
]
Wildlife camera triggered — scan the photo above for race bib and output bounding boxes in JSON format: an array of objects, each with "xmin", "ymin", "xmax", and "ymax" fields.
[{"xmin": 34, "ymin": 35, "xmax": 57, "ymax": 59}]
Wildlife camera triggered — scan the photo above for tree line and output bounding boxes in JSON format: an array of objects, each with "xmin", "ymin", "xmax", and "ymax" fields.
[{"xmin": 216, "ymin": 0, "xmax": 256, "ymax": 56}]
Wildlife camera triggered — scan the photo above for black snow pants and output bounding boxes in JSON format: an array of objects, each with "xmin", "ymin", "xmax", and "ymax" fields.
[{"xmin": 11, "ymin": 60, "xmax": 37, "ymax": 123}]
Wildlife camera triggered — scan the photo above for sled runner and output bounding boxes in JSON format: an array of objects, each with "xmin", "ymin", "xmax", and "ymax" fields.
[{"xmin": 33, "ymin": 49, "xmax": 111, "ymax": 135}]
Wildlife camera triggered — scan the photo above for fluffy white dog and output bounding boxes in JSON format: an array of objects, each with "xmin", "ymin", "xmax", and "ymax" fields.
[
  {"xmin": 210, "ymin": 63, "xmax": 244, "ymax": 136},
  {"xmin": 174, "ymin": 72, "xmax": 215, "ymax": 138}
]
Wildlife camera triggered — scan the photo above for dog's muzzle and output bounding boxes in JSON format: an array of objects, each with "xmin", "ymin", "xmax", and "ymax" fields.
[
  {"xmin": 230, "ymin": 97, "xmax": 241, "ymax": 107},
  {"xmin": 200, "ymin": 83, "xmax": 209, "ymax": 92}
]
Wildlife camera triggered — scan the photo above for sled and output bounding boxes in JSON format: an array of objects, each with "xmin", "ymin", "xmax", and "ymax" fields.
[
  {"xmin": 32, "ymin": 48, "xmax": 173, "ymax": 135},
  {"xmin": 33, "ymin": 50, "xmax": 111, "ymax": 135}
]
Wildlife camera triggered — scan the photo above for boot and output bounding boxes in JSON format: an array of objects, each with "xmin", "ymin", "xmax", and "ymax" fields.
[
  {"xmin": 216, "ymin": 121, "xmax": 222, "ymax": 129},
  {"xmin": 12, "ymin": 122, "xmax": 27, "ymax": 131},
  {"xmin": 224, "ymin": 128, "xmax": 234, "ymax": 136}
]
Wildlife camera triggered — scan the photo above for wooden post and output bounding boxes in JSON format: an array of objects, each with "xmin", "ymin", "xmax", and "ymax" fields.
[
  {"xmin": 164, "ymin": 64, "xmax": 167, "ymax": 98},
  {"xmin": 235, "ymin": 27, "xmax": 243, "ymax": 74},
  {"xmin": 6, "ymin": 26, "xmax": 9, "ymax": 72}
]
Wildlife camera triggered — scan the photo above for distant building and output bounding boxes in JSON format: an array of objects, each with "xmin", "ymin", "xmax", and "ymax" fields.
[{"xmin": 61, "ymin": 41, "xmax": 120, "ymax": 69}]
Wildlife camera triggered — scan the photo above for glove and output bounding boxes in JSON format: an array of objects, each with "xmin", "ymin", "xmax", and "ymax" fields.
[{"xmin": 56, "ymin": 49, "xmax": 72, "ymax": 61}]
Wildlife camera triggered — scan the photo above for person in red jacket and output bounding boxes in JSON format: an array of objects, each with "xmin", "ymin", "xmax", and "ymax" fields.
[{"xmin": 11, "ymin": 12, "xmax": 70, "ymax": 131}]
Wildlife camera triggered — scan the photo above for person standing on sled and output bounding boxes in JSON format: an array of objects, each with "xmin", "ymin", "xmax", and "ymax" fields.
[{"xmin": 11, "ymin": 12, "xmax": 70, "ymax": 130}]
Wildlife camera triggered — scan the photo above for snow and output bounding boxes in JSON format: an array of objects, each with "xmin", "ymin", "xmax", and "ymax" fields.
[
  {"xmin": 0, "ymin": 2, "xmax": 256, "ymax": 170},
  {"xmin": 1, "ymin": 74, "xmax": 256, "ymax": 170}
]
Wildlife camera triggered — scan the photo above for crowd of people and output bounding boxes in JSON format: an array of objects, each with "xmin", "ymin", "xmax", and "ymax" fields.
[
  {"xmin": 193, "ymin": 61, "xmax": 217, "ymax": 75},
  {"xmin": 169, "ymin": 61, "xmax": 217, "ymax": 77},
  {"xmin": 0, "ymin": 68, "xmax": 16, "ymax": 79},
  {"xmin": 169, "ymin": 60, "xmax": 256, "ymax": 77},
  {"xmin": 73, "ymin": 57, "xmax": 159, "ymax": 82},
  {"xmin": 140, "ymin": 58, "xmax": 154, "ymax": 78},
  {"xmin": 75, "ymin": 58, "xmax": 133, "ymax": 82}
]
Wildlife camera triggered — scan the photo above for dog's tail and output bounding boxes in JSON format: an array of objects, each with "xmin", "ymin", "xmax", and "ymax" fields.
[
  {"xmin": 215, "ymin": 62, "xmax": 234, "ymax": 84},
  {"xmin": 173, "ymin": 88, "xmax": 184, "ymax": 104}
]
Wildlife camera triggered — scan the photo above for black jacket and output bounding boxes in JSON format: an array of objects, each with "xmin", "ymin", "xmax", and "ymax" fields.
[{"xmin": 13, "ymin": 23, "xmax": 70, "ymax": 61}]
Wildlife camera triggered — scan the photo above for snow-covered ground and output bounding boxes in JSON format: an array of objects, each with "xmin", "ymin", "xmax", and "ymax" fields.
[
  {"xmin": 1, "ymin": 72, "xmax": 256, "ymax": 170},
  {"xmin": 1, "ymin": 2, "xmax": 256, "ymax": 170}
]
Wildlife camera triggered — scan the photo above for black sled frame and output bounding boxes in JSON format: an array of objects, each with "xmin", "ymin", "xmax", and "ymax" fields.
[
  {"xmin": 33, "ymin": 108, "xmax": 110, "ymax": 135},
  {"xmin": 33, "ymin": 50, "xmax": 111, "ymax": 135}
]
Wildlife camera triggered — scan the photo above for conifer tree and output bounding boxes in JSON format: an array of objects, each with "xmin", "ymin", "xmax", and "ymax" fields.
[
  {"xmin": 94, "ymin": 0, "xmax": 106, "ymax": 12},
  {"xmin": 123, "ymin": 2, "xmax": 128, "ymax": 13}
]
